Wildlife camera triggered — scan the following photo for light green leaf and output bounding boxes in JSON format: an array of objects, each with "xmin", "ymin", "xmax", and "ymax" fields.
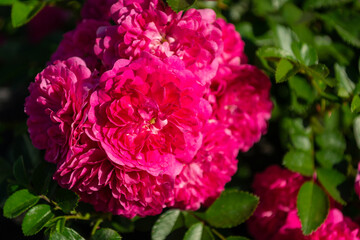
[
  {"xmin": 13, "ymin": 156, "xmax": 28, "ymax": 186},
  {"xmin": 205, "ymin": 190, "xmax": 259, "ymax": 228},
  {"xmin": 257, "ymin": 47, "xmax": 296, "ymax": 61},
  {"xmin": 92, "ymin": 228, "xmax": 122, "ymax": 240},
  {"xmin": 290, "ymin": 134, "xmax": 312, "ymax": 152},
  {"xmin": 3, "ymin": 189, "xmax": 40, "ymax": 218},
  {"xmin": 273, "ymin": 25, "xmax": 297, "ymax": 54},
  {"xmin": 351, "ymin": 95, "xmax": 360, "ymax": 113},
  {"xmin": 22, "ymin": 204, "xmax": 55, "ymax": 236},
  {"xmin": 183, "ymin": 222, "xmax": 214, "ymax": 240},
  {"xmin": 283, "ymin": 150, "xmax": 314, "ymax": 176},
  {"xmin": 275, "ymin": 58, "xmax": 299, "ymax": 83},
  {"xmin": 11, "ymin": 1, "xmax": 45, "ymax": 28},
  {"xmin": 354, "ymin": 116, "xmax": 360, "ymax": 150},
  {"xmin": 315, "ymin": 150, "xmax": 343, "ymax": 168},
  {"xmin": 335, "ymin": 64, "xmax": 355, "ymax": 98},
  {"xmin": 317, "ymin": 168, "xmax": 346, "ymax": 205},
  {"xmin": 0, "ymin": 0, "xmax": 15, "ymax": 5},
  {"xmin": 315, "ymin": 130, "xmax": 346, "ymax": 153},
  {"xmin": 166, "ymin": 0, "xmax": 196, "ymax": 12},
  {"xmin": 291, "ymin": 42, "xmax": 318, "ymax": 66},
  {"xmin": 297, "ymin": 182, "xmax": 329, "ymax": 235},
  {"xmin": 50, "ymin": 227, "xmax": 85, "ymax": 240},
  {"xmin": 151, "ymin": 209, "xmax": 183, "ymax": 240}
]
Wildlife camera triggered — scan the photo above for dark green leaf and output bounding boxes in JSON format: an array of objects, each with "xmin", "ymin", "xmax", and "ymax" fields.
[
  {"xmin": 13, "ymin": 156, "xmax": 28, "ymax": 186},
  {"xmin": 335, "ymin": 64, "xmax": 355, "ymax": 98},
  {"xmin": 22, "ymin": 204, "xmax": 55, "ymax": 236},
  {"xmin": 152, "ymin": 209, "xmax": 183, "ymax": 240},
  {"xmin": 111, "ymin": 216, "xmax": 135, "ymax": 233},
  {"xmin": 317, "ymin": 168, "xmax": 346, "ymax": 205},
  {"xmin": 283, "ymin": 150, "xmax": 314, "ymax": 176},
  {"xmin": 0, "ymin": 0, "xmax": 15, "ymax": 5},
  {"xmin": 354, "ymin": 116, "xmax": 360, "ymax": 150},
  {"xmin": 306, "ymin": 64, "xmax": 332, "ymax": 86},
  {"xmin": 11, "ymin": 1, "xmax": 46, "ymax": 28},
  {"xmin": 288, "ymin": 76, "xmax": 316, "ymax": 104},
  {"xmin": 275, "ymin": 59, "xmax": 299, "ymax": 83},
  {"xmin": 304, "ymin": 0, "xmax": 351, "ymax": 9},
  {"xmin": 3, "ymin": 189, "xmax": 40, "ymax": 218},
  {"xmin": 92, "ymin": 228, "xmax": 122, "ymax": 240},
  {"xmin": 297, "ymin": 182, "xmax": 329, "ymax": 235},
  {"xmin": 351, "ymin": 95, "xmax": 360, "ymax": 113},
  {"xmin": 182, "ymin": 212, "xmax": 200, "ymax": 228},
  {"xmin": 315, "ymin": 130, "xmax": 346, "ymax": 153},
  {"xmin": 0, "ymin": 158, "xmax": 12, "ymax": 184},
  {"xmin": 315, "ymin": 150, "xmax": 343, "ymax": 168},
  {"xmin": 53, "ymin": 187, "xmax": 79, "ymax": 214},
  {"xmin": 291, "ymin": 42, "xmax": 318, "ymax": 66},
  {"xmin": 183, "ymin": 222, "xmax": 214, "ymax": 240},
  {"xmin": 50, "ymin": 227, "xmax": 85, "ymax": 240},
  {"xmin": 227, "ymin": 237, "xmax": 250, "ymax": 240},
  {"xmin": 205, "ymin": 190, "xmax": 259, "ymax": 228},
  {"xmin": 166, "ymin": 0, "xmax": 196, "ymax": 12},
  {"xmin": 31, "ymin": 162, "xmax": 56, "ymax": 195}
]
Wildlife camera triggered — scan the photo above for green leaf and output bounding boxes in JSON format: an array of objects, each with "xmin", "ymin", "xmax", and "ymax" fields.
[
  {"xmin": 319, "ymin": 10, "xmax": 360, "ymax": 48},
  {"xmin": 317, "ymin": 168, "xmax": 346, "ymax": 205},
  {"xmin": 0, "ymin": 158, "xmax": 12, "ymax": 184},
  {"xmin": 50, "ymin": 227, "xmax": 85, "ymax": 240},
  {"xmin": 183, "ymin": 222, "xmax": 214, "ymax": 240},
  {"xmin": 275, "ymin": 59, "xmax": 299, "ymax": 83},
  {"xmin": 53, "ymin": 187, "xmax": 79, "ymax": 214},
  {"xmin": 291, "ymin": 42, "xmax": 318, "ymax": 66},
  {"xmin": 13, "ymin": 156, "xmax": 28, "ymax": 186},
  {"xmin": 283, "ymin": 150, "xmax": 314, "ymax": 176},
  {"xmin": 11, "ymin": 1, "xmax": 45, "ymax": 28},
  {"xmin": 354, "ymin": 116, "xmax": 360, "ymax": 150},
  {"xmin": 257, "ymin": 47, "xmax": 296, "ymax": 61},
  {"xmin": 205, "ymin": 190, "xmax": 259, "ymax": 228},
  {"xmin": 151, "ymin": 209, "xmax": 183, "ymax": 240},
  {"xmin": 0, "ymin": 0, "xmax": 15, "ymax": 5},
  {"xmin": 335, "ymin": 64, "xmax": 355, "ymax": 98},
  {"xmin": 182, "ymin": 211, "xmax": 200, "ymax": 228},
  {"xmin": 272, "ymin": 25, "xmax": 296, "ymax": 54},
  {"xmin": 297, "ymin": 182, "xmax": 329, "ymax": 235},
  {"xmin": 31, "ymin": 162, "xmax": 56, "ymax": 195},
  {"xmin": 92, "ymin": 228, "xmax": 122, "ymax": 240},
  {"xmin": 3, "ymin": 189, "xmax": 40, "ymax": 218},
  {"xmin": 315, "ymin": 150, "xmax": 343, "ymax": 168},
  {"xmin": 305, "ymin": 64, "xmax": 332, "ymax": 86},
  {"xmin": 315, "ymin": 130, "xmax": 346, "ymax": 153},
  {"xmin": 227, "ymin": 237, "xmax": 250, "ymax": 240},
  {"xmin": 22, "ymin": 204, "xmax": 55, "ymax": 236},
  {"xmin": 304, "ymin": 0, "xmax": 351, "ymax": 9},
  {"xmin": 166, "ymin": 0, "xmax": 196, "ymax": 12},
  {"xmin": 351, "ymin": 95, "xmax": 360, "ymax": 113},
  {"xmin": 55, "ymin": 218, "xmax": 66, "ymax": 233},
  {"xmin": 290, "ymin": 134, "xmax": 312, "ymax": 152}
]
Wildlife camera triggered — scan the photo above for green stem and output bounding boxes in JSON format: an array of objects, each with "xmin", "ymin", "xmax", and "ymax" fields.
[
  {"xmin": 40, "ymin": 195, "xmax": 61, "ymax": 210},
  {"xmin": 211, "ymin": 228, "xmax": 226, "ymax": 240},
  {"xmin": 91, "ymin": 218, "xmax": 103, "ymax": 236}
]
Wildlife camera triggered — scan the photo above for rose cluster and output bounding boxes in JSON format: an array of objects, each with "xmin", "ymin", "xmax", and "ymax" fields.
[
  {"xmin": 248, "ymin": 165, "xmax": 360, "ymax": 240},
  {"xmin": 25, "ymin": 0, "xmax": 272, "ymax": 217}
]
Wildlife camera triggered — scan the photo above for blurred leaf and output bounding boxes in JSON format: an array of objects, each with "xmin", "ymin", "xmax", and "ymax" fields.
[
  {"xmin": 22, "ymin": 204, "xmax": 55, "ymax": 236},
  {"xmin": 257, "ymin": 47, "xmax": 295, "ymax": 62},
  {"xmin": 152, "ymin": 209, "xmax": 183, "ymax": 240},
  {"xmin": 13, "ymin": 156, "xmax": 28, "ymax": 186},
  {"xmin": 31, "ymin": 162, "xmax": 56, "ymax": 195},
  {"xmin": 183, "ymin": 222, "xmax": 214, "ymax": 240},
  {"xmin": 0, "ymin": 158, "xmax": 12, "ymax": 184},
  {"xmin": 315, "ymin": 130, "xmax": 346, "ymax": 153},
  {"xmin": 166, "ymin": 0, "xmax": 196, "ymax": 12},
  {"xmin": 205, "ymin": 190, "xmax": 259, "ymax": 228},
  {"xmin": 317, "ymin": 168, "xmax": 346, "ymax": 205},
  {"xmin": 354, "ymin": 116, "xmax": 360, "ymax": 150},
  {"xmin": 182, "ymin": 212, "xmax": 200, "ymax": 228},
  {"xmin": 283, "ymin": 150, "xmax": 314, "ymax": 176},
  {"xmin": 291, "ymin": 42, "xmax": 318, "ymax": 66},
  {"xmin": 53, "ymin": 187, "xmax": 79, "ymax": 214},
  {"xmin": 227, "ymin": 237, "xmax": 250, "ymax": 240},
  {"xmin": 111, "ymin": 216, "xmax": 135, "ymax": 233},
  {"xmin": 50, "ymin": 227, "xmax": 85, "ymax": 240},
  {"xmin": 275, "ymin": 59, "xmax": 299, "ymax": 83},
  {"xmin": 0, "ymin": 0, "xmax": 15, "ymax": 5},
  {"xmin": 351, "ymin": 95, "xmax": 360, "ymax": 113},
  {"xmin": 305, "ymin": 64, "xmax": 332, "ymax": 86},
  {"xmin": 11, "ymin": 1, "xmax": 46, "ymax": 28},
  {"xmin": 272, "ymin": 25, "xmax": 296, "ymax": 53},
  {"xmin": 304, "ymin": 0, "xmax": 351, "ymax": 9},
  {"xmin": 315, "ymin": 150, "xmax": 343, "ymax": 168},
  {"xmin": 92, "ymin": 228, "xmax": 122, "ymax": 240},
  {"xmin": 319, "ymin": 10, "xmax": 360, "ymax": 48},
  {"xmin": 297, "ymin": 182, "xmax": 329, "ymax": 235},
  {"xmin": 290, "ymin": 134, "xmax": 312, "ymax": 151},
  {"xmin": 335, "ymin": 64, "xmax": 355, "ymax": 98},
  {"xmin": 3, "ymin": 189, "xmax": 40, "ymax": 218}
]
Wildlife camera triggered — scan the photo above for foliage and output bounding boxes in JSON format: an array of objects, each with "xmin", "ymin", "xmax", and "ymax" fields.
[{"xmin": 0, "ymin": 0, "xmax": 360, "ymax": 239}]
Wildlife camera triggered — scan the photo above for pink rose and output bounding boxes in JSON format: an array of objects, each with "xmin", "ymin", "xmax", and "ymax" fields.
[{"xmin": 25, "ymin": 57, "xmax": 94, "ymax": 163}]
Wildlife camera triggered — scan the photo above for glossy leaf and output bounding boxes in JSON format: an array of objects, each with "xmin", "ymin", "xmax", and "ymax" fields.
[
  {"xmin": 3, "ymin": 189, "xmax": 40, "ymax": 218},
  {"xmin": 22, "ymin": 204, "xmax": 55, "ymax": 236},
  {"xmin": 205, "ymin": 190, "xmax": 259, "ymax": 228},
  {"xmin": 283, "ymin": 150, "xmax": 314, "ymax": 176},
  {"xmin": 291, "ymin": 42, "xmax": 318, "ymax": 66},
  {"xmin": 335, "ymin": 64, "xmax": 355, "ymax": 98},
  {"xmin": 166, "ymin": 0, "xmax": 196, "ymax": 12},
  {"xmin": 50, "ymin": 227, "xmax": 85, "ymax": 240},
  {"xmin": 11, "ymin": 1, "xmax": 45, "ymax": 28},
  {"xmin": 53, "ymin": 187, "xmax": 79, "ymax": 214},
  {"xmin": 297, "ymin": 182, "xmax": 329, "ymax": 235},
  {"xmin": 183, "ymin": 222, "xmax": 214, "ymax": 240},
  {"xmin": 317, "ymin": 168, "xmax": 346, "ymax": 205},
  {"xmin": 151, "ymin": 209, "xmax": 183, "ymax": 240},
  {"xmin": 92, "ymin": 228, "xmax": 122, "ymax": 240}
]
